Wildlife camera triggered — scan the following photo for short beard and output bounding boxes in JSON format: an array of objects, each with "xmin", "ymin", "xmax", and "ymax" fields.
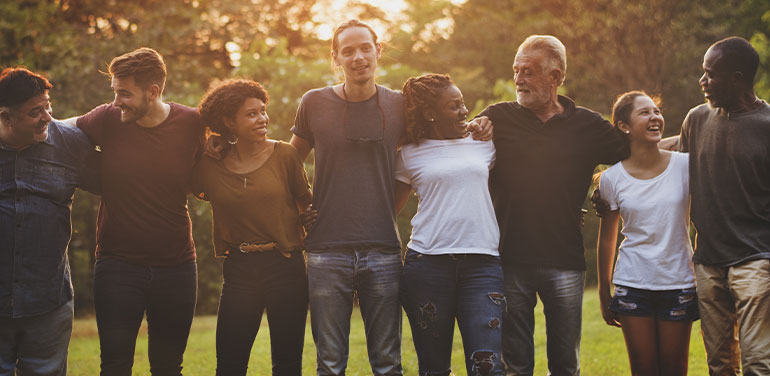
[{"xmin": 120, "ymin": 94, "xmax": 150, "ymax": 123}]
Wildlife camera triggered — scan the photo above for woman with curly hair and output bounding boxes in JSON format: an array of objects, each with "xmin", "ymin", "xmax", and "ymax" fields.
[
  {"xmin": 193, "ymin": 79, "xmax": 313, "ymax": 375},
  {"xmin": 395, "ymin": 73, "xmax": 503, "ymax": 375}
]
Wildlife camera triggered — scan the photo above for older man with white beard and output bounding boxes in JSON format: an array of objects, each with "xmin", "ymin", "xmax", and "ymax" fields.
[{"xmin": 477, "ymin": 35, "xmax": 628, "ymax": 375}]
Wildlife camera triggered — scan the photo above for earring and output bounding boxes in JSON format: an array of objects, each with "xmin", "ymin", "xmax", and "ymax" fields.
[
  {"xmin": 429, "ymin": 118, "xmax": 435, "ymax": 122},
  {"xmin": 624, "ymin": 130, "xmax": 630, "ymax": 134},
  {"xmin": 227, "ymin": 133, "xmax": 239, "ymax": 145}
]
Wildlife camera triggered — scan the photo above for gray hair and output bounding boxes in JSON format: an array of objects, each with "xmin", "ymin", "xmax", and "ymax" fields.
[{"xmin": 516, "ymin": 35, "xmax": 567, "ymax": 85}]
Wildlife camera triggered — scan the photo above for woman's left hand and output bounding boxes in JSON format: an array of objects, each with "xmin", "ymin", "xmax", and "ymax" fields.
[
  {"xmin": 467, "ymin": 116, "xmax": 494, "ymax": 141},
  {"xmin": 300, "ymin": 204, "xmax": 319, "ymax": 231}
]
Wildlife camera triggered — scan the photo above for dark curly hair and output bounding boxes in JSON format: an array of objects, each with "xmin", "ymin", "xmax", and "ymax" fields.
[
  {"xmin": 198, "ymin": 79, "xmax": 268, "ymax": 137},
  {"xmin": 401, "ymin": 73, "xmax": 454, "ymax": 145}
]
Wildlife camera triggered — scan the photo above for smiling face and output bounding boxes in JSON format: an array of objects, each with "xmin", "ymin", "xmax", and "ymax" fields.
[
  {"xmin": 1, "ymin": 92, "xmax": 52, "ymax": 147},
  {"xmin": 111, "ymin": 76, "xmax": 151, "ymax": 123},
  {"xmin": 225, "ymin": 97, "xmax": 268, "ymax": 143},
  {"xmin": 619, "ymin": 95, "xmax": 665, "ymax": 144},
  {"xmin": 700, "ymin": 47, "xmax": 737, "ymax": 110},
  {"xmin": 333, "ymin": 26, "xmax": 381, "ymax": 85},
  {"xmin": 513, "ymin": 48, "xmax": 559, "ymax": 112},
  {"xmin": 426, "ymin": 84, "xmax": 469, "ymax": 139}
]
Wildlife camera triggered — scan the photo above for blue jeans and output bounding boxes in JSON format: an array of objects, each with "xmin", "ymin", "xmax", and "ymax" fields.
[
  {"xmin": 216, "ymin": 251, "xmax": 308, "ymax": 376},
  {"xmin": 401, "ymin": 250, "xmax": 504, "ymax": 376},
  {"xmin": 502, "ymin": 265, "xmax": 584, "ymax": 376},
  {"xmin": 307, "ymin": 246, "xmax": 403, "ymax": 376},
  {"xmin": 93, "ymin": 258, "xmax": 197, "ymax": 376},
  {"xmin": 0, "ymin": 300, "xmax": 73, "ymax": 376}
]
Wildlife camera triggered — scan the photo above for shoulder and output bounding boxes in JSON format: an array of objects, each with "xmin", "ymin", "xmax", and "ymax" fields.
[
  {"xmin": 485, "ymin": 101, "xmax": 518, "ymax": 116},
  {"xmin": 378, "ymin": 85, "xmax": 404, "ymax": 102},
  {"xmin": 602, "ymin": 162, "xmax": 624, "ymax": 182},
  {"xmin": 300, "ymin": 87, "xmax": 334, "ymax": 103},
  {"xmin": 670, "ymin": 150, "xmax": 689, "ymax": 167},
  {"xmin": 683, "ymin": 104, "xmax": 712, "ymax": 125},
  {"xmin": 49, "ymin": 120, "xmax": 92, "ymax": 147},
  {"xmin": 168, "ymin": 103, "xmax": 205, "ymax": 130},
  {"xmin": 275, "ymin": 140, "xmax": 304, "ymax": 161},
  {"xmin": 573, "ymin": 104, "xmax": 611, "ymax": 126},
  {"xmin": 170, "ymin": 103, "xmax": 203, "ymax": 121}
]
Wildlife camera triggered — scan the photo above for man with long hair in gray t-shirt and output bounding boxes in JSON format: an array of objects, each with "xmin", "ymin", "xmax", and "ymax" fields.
[{"xmin": 289, "ymin": 19, "xmax": 492, "ymax": 375}]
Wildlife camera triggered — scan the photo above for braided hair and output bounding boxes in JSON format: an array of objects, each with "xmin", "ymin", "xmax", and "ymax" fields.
[{"xmin": 401, "ymin": 73, "xmax": 454, "ymax": 145}]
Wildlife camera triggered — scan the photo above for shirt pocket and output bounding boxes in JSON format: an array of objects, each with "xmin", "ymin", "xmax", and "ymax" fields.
[{"xmin": 32, "ymin": 162, "xmax": 78, "ymax": 205}]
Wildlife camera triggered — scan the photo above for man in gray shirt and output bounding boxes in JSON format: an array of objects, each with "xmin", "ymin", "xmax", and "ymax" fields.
[
  {"xmin": 290, "ymin": 19, "xmax": 491, "ymax": 376},
  {"xmin": 290, "ymin": 20, "xmax": 405, "ymax": 376},
  {"xmin": 678, "ymin": 36, "xmax": 770, "ymax": 375}
]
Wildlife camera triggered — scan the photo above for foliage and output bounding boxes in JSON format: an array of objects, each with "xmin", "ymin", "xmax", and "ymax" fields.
[{"xmin": 3, "ymin": 0, "xmax": 770, "ymax": 315}]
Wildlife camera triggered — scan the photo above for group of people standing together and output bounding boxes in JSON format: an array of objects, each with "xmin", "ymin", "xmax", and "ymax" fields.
[{"xmin": 1, "ymin": 17, "xmax": 768, "ymax": 376}]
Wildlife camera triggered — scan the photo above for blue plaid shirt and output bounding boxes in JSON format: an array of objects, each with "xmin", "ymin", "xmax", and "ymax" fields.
[{"xmin": 0, "ymin": 120, "xmax": 99, "ymax": 318}]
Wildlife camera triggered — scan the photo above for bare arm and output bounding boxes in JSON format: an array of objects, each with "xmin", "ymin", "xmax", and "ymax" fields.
[
  {"xmin": 395, "ymin": 181, "xmax": 412, "ymax": 214},
  {"xmin": 597, "ymin": 210, "xmax": 621, "ymax": 327},
  {"xmin": 290, "ymin": 135, "xmax": 313, "ymax": 162},
  {"xmin": 658, "ymin": 135, "xmax": 680, "ymax": 151}
]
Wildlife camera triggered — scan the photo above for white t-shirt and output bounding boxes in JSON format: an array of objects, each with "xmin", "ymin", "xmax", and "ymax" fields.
[
  {"xmin": 395, "ymin": 137, "xmax": 499, "ymax": 255},
  {"xmin": 600, "ymin": 151, "xmax": 695, "ymax": 289}
]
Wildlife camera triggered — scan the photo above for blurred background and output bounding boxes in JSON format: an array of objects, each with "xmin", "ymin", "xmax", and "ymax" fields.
[{"xmin": 3, "ymin": 0, "xmax": 768, "ymax": 316}]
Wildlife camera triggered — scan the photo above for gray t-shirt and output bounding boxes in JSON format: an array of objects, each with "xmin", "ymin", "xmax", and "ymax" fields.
[
  {"xmin": 291, "ymin": 85, "xmax": 405, "ymax": 250},
  {"xmin": 679, "ymin": 102, "xmax": 770, "ymax": 266}
]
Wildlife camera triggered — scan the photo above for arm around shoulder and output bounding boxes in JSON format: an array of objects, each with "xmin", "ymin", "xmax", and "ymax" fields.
[{"xmin": 290, "ymin": 134, "xmax": 313, "ymax": 162}]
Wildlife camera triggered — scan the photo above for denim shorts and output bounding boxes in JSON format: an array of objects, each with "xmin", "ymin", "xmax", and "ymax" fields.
[{"xmin": 609, "ymin": 285, "xmax": 699, "ymax": 321}]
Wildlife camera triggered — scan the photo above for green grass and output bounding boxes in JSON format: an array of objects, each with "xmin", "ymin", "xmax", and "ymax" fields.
[{"xmin": 68, "ymin": 288, "xmax": 707, "ymax": 375}]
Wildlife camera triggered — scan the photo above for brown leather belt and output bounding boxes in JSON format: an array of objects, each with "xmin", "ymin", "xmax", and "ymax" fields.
[{"xmin": 238, "ymin": 242, "xmax": 293, "ymax": 258}]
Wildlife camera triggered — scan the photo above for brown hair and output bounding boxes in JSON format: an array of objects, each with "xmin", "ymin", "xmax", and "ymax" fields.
[
  {"xmin": 331, "ymin": 19, "xmax": 379, "ymax": 55},
  {"xmin": 109, "ymin": 47, "xmax": 167, "ymax": 93},
  {"xmin": 402, "ymin": 73, "xmax": 455, "ymax": 145},
  {"xmin": 198, "ymin": 79, "xmax": 268, "ymax": 137},
  {"xmin": 611, "ymin": 90, "xmax": 661, "ymax": 128},
  {"xmin": 0, "ymin": 67, "xmax": 52, "ymax": 109}
]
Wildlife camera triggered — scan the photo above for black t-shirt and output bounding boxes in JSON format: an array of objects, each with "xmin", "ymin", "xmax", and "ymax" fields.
[
  {"xmin": 679, "ymin": 103, "xmax": 770, "ymax": 266},
  {"xmin": 480, "ymin": 96, "xmax": 628, "ymax": 270}
]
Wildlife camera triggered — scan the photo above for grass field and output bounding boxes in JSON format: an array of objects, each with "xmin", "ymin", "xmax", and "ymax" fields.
[{"xmin": 68, "ymin": 288, "xmax": 708, "ymax": 375}]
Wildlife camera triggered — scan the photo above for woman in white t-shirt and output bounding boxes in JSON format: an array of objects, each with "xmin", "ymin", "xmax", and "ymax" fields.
[
  {"xmin": 395, "ymin": 74, "xmax": 503, "ymax": 375},
  {"xmin": 597, "ymin": 91, "xmax": 698, "ymax": 376}
]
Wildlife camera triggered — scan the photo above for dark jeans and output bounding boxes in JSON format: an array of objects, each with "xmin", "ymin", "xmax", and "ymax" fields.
[
  {"xmin": 502, "ymin": 264, "xmax": 585, "ymax": 376},
  {"xmin": 93, "ymin": 258, "xmax": 197, "ymax": 376},
  {"xmin": 401, "ymin": 250, "xmax": 505, "ymax": 376},
  {"xmin": 216, "ymin": 251, "xmax": 308, "ymax": 376}
]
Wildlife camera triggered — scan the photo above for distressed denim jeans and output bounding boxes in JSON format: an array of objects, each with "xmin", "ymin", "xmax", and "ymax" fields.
[
  {"xmin": 93, "ymin": 258, "xmax": 197, "ymax": 376},
  {"xmin": 502, "ymin": 265, "xmax": 584, "ymax": 376},
  {"xmin": 307, "ymin": 246, "xmax": 403, "ymax": 376},
  {"xmin": 401, "ymin": 250, "xmax": 505, "ymax": 376}
]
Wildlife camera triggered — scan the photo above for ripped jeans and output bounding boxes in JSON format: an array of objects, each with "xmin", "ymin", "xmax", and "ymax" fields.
[{"xmin": 400, "ymin": 249, "xmax": 505, "ymax": 376}]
